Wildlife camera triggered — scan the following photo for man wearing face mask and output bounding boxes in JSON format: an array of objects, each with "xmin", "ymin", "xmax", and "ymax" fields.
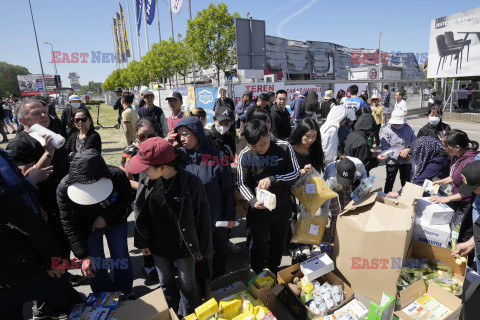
[
  {"xmin": 206, "ymin": 106, "xmax": 236, "ymax": 161},
  {"xmin": 417, "ymin": 105, "xmax": 451, "ymax": 141},
  {"xmin": 377, "ymin": 109, "xmax": 416, "ymax": 193},
  {"xmin": 61, "ymin": 95, "xmax": 85, "ymax": 137}
]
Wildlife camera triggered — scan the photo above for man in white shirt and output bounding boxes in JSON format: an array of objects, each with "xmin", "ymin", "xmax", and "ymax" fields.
[{"xmin": 394, "ymin": 91, "xmax": 408, "ymax": 116}]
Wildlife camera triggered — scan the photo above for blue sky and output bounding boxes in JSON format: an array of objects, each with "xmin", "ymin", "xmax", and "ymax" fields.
[{"xmin": 0, "ymin": 0, "xmax": 477, "ymax": 84}]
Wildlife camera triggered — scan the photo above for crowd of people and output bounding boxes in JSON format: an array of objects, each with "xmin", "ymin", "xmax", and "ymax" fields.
[{"xmin": 1, "ymin": 85, "xmax": 480, "ymax": 319}]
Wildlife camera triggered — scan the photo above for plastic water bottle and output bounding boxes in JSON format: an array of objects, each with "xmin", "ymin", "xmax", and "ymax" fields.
[{"xmin": 351, "ymin": 175, "xmax": 375, "ymax": 202}]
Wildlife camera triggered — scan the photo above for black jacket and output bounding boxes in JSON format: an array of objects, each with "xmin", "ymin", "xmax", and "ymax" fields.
[
  {"xmin": 0, "ymin": 189, "xmax": 60, "ymax": 290},
  {"xmin": 65, "ymin": 129, "xmax": 102, "ymax": 159},
  {"xmin": 206, "ymin": 126, "xmax": 236, "ymax": 158},
  {"xmin": 134, "ymin": 169, "xmax": 213, "ymax": 261},
  {"xmin": 344, "ymin": 113, "xmax": 378, "ymax": 172},
  {"xmin": 270, "ymin": 103, "xmax": 292, "ymax": 140},
  {"xmin": 237, "ymin": 136, "xmax": 300, "ymax": 208},
  {"xmin": 214, "ymin": 97, "xmax": 235, "ymax": 112},
  {"xmin": 113, "ymin": 96, "xmax": 122, "ymax": 118},
  {"xmin": 57, "ymin": 165, "xmax": 133, "ymax": 259},
  {"xmin": 417, "ymin": 122, "xmax": 451, "ymax": 140}
]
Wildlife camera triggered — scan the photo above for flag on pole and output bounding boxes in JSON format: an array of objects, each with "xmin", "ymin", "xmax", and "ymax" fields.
[
  {"xmin": 113, "ymin": 18, "xmax": 121, "ymax": 63},
  {"xmin": 145, "ymin": 0, "xmax": 156, "ymax": 25},
  {"xmin": 171, "ymin": 0, "xmax": 183, "ymax": 15},
  {"xmin": 116, "ymin": 12, "xmax": 127, "ymax": 63},
  {"xmin": 120, "ymin": 4, "xmax": 131, "ymax": 58},
  {"xmin": 136, "ymin": 0, "xmax": 143, "ymax": 33}
]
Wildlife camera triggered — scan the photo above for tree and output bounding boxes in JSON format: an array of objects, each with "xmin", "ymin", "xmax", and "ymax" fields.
[
  {"xmin": 185, "ymin": 3, "xmax": 239, "ymax": 84},
  {"xmin": 0, "ymin": 61, "xmax": 30, "ymax": 98}
]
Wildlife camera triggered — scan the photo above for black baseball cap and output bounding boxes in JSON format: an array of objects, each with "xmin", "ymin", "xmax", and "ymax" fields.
[
  {"xmin": 459, "ymin": 161, "xmax": 480, "ymax": 195},
  {"xmin": 114, "ymin": 87, "xmax": 123, "ymax": 93},
  {"xmin": 215, "ymin": 106, "xmax": 234, "ymax": 122},
  {"xmin": 336, "ymin": 158, "xmax": 356, "ymax": 187},
  {"xmin": 166, "ymin": 91, "xmax": 182, "ymax": 100},
  {"xmin": 243, "ymin": 90, "xmax": 253, "ymax": 98}
]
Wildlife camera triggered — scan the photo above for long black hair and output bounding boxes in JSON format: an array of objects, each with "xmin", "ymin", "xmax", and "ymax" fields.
[
  {"xmin": 74, "ymin": 108, "xmax": 95, "ymax": 131},
  {"xmin": 444, "ymin": 129, "xmax": 479, "ymax": 151},
  {"xmin": 299, "ymin": 91, "xmax": 320, "ymax": 118},
  {"xmin": 289, "ymin": 118, "xmax": 324, "ymax": 171}
]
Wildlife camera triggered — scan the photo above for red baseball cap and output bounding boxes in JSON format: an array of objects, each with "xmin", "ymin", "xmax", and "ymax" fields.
[{"xmin": 125, "ymin": 137, "xmax": 175, "ymax": 174}]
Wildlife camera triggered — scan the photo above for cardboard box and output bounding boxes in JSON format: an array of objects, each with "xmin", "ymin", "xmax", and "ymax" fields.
[
  {"xmin": 415, "ymin": 197, "xmax": 454, "ymax": 225},
  {"xmin": 333, "ymin": 183, "xmax": 424, "ymax": 304},
  {"xmin": 248, "ymin": 270, "xmax": 277, "ymax": 310},
  {"xmin": 412, "ymin": 215, "xmax": 451, "ymax": 248},
  {"xmin": 394, "ymin": 280, "xmax": 462, "ymax": 320},
  {"xmin": 116, "ymin": 289, "xmax": 179, "ymax": 320},
  {"xmin": 300, "ymin": 253, "xmax": 335, "ymax": 282},
  {"xmin": 277, "ymin": 264, "xmax": 354, "ymax": 320},
  {"xmin": 404, "ymin": 241, "xmax": 465, "ymax": 286}
]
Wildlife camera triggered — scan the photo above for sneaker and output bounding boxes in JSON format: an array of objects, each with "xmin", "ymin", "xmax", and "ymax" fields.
[
  {"xmin": 227, "ymin": 240, "xmax": 242, "ymax": 254},
  {"xmin": 68, "ymin": 274, "xmax": 87, "ymax": 287}
]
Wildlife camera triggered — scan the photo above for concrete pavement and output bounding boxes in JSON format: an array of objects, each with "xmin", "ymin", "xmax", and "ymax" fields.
[{"xmin": 21, "ymin": 114, "xmax": 480, "ymax": 319}]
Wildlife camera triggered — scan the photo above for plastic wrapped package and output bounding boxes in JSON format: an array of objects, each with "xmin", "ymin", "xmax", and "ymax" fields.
[{"xmin": 291, "ymin": 168, "xmax": 337, "ymax": 216}]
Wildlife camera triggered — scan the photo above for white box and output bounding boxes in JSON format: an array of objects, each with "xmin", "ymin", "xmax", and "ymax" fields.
[
  {"xmin": 299, "ymin": 252, "xmax": 334, "ymax": 281},
  {"xmin": 413, "ymin": 216, "xmax": 451, "ymax": 248},
  {"xmin": 415, "ymin": 197, "xmax": 454, "ymax": 225}
]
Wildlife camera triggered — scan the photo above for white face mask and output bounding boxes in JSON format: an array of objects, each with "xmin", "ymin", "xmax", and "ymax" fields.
[
  {"xmin": 215, "ymin": 125, "xmax": 229, "ymax": 135},
  {"xmin": 71, "ymin": 102, "xmax": 80, "ymax": 108},
  {"xmin": 429, "ymin": 116, "xmax": 440, "ymax": 126}
]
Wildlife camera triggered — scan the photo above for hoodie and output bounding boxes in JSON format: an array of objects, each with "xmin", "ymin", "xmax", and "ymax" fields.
[
  {"xmin": 417, "ymin": 121, "xmax": 451, "ymax": 140},
  {"xmin": 175, "ymin": 117, "xmax": 236, "ymax": 225},
  {"xmin": 344, "ymin": 113, "xmax": 378, "ymax": 171},
  {"xmin": 320, "ymin": 105, "xmax": 347, "ymax": 165},
  {"xmin": 450, "ymin": 148, "xmax": 479, "ymax": 206}
]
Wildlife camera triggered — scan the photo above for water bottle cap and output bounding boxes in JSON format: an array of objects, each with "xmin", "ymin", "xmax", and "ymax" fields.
[{"xmin": 372, "ymin": 175, "xmax": 375, "ymax": 178}]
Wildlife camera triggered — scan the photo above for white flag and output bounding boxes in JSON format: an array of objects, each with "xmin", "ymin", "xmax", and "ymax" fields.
[{"xmin": 171, "ymin": 0, "xmax": 183, "ymax": 15}]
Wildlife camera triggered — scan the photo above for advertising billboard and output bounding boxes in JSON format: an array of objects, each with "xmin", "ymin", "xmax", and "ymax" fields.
[
  {"xmin": 427, "ymin": 7, "xmax": 480, "ymax": 78},
  {"xmin": 17, "ymin": 74, "xmax": 57, "ymax": 96}
]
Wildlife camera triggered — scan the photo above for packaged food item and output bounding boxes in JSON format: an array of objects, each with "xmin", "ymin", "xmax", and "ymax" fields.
[
  {"xmin": 256, "ymin": 188, "xmax": 276, "ymax": 211},
  {"xmin": 253, "ymin": 306, "xmax": 276, "ymax": 320},
  {"xmin": 79, "ymin": 307, "xmax": 111, "ymax": 320},
  {"xmin": 291, "ymin": 169, "xmax": 337, "ymax": 216},
  {"xmin": 84, "ymin": 292, "xmax": 121, "ymax": 310},
  {"xmin": 254, "ymin": 271, "xmax": 275, "ymax": 289},
  {"xmin": 219, "ymin": 299, "xmax": 242, "ymax": 320},
  {"xmin": 301, "ymin": 292, "xmax": 314, "ymax": 303},
  {"xmin": 291, "ymin": 216, "xmax": 328, "ymax": 245},
  {"xmin": 237, "ymin": 290, "xmax": 256, "ymax": 303},
  {"xmin": 183, "ymin": 313, "xmax": 198, "ymax": 320},
  {"xmin": 301, "ymin": 277, "xmax": 314, "ymax": 294},
  {"xmin": 401, "ymin": 293, "xmax": 452, "ymax": 320},
  {"xmin": 67, "ymin": 304, "xmax": 84, "ymax": 320},
  {"xmin": 195, "ymin": 298, "xmax": 218, "ymax": 320},
  {"xmin": 232, "ymin": 311, "xmax": 256, "ymax": 320}
]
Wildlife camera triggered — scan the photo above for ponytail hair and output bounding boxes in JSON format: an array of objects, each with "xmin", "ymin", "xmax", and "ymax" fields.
[{"xmin": 444, "ymin": 129, "xmax": 479, "ymax": 151}]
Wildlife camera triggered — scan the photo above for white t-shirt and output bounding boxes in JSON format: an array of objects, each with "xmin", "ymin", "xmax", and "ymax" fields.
[{"xmin": 394, "ymin": 100, "xmax": 408, "ymax": 112}]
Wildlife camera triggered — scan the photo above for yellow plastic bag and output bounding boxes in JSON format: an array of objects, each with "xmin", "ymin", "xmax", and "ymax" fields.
[
  {"xmin": 291, "ymin": 216, "xmax": 328, "ymax": 245},
  {"xmin": 291, "ymin": 169, "xmax": 337, "ymax": 217}
]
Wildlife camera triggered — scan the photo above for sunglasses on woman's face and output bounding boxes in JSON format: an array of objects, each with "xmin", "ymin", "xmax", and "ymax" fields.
[
  {"xmin": 74, "ymin": 117, "xmax": 88, "ymax": 123},
  {"xmin": 137, "ymin": 133, "xmax": 156, "ymax": 142}
]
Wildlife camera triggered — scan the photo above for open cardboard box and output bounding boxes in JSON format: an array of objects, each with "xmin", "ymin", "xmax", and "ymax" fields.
[
  {"xmin": 333, "ymin": 183, "xmax": 424, "ymax": 304},
  {"xmin": 116, "ymin": 289, "xmax": 179, "ymax": 320},
  {"xmin": 394, "ymin": 280, "xmax": 462, "ymax": 319},
  {"xmin": 206, "ymin": 268, "xmax": 277, "ymax": 310},
  {"xmin": 277, "ymin": 264, "xmax": 354, "ymax": 320},
  {"xmin": 397, "ymin": 241, "xmax": 466, "ymax": 302}
]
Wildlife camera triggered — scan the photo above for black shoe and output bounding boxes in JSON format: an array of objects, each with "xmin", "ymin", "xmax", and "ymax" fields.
[
  {"xmin": 143, "ymin": 267, "xmax": 159, "ymax": 282},
  {"xmin": 123, "ymin": 293, "xmax": 137, "ymax": 301},
  {"xmin": 11, "ymin": 130, "xmax": 17, "ymax": 134}
]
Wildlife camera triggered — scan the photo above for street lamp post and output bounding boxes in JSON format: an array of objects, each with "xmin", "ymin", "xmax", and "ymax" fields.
[
  {"xmin": 43, "ymin": 42, "xmax": 58, "ymax": 75},
  {"xmin": 27, "ymin": 0, "xmax": 47, "ymax": 97}
]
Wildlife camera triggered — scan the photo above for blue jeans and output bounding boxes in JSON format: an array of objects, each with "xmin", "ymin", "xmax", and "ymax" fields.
[
  {"xmin": 0, "ymin": 272, "xmax": 82, "ymax": 319},
  {"xmin": 153, "ymin": 254, "xmax": 198, "ymax": 317},
  {"xmin": 86, "ymin": 222, "xmax": 133, "ymax": 295}
]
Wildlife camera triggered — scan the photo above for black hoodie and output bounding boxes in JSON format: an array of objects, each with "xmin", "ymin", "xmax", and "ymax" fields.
[
  {"xmin": 344, "ymin": 113, "xmax": 378, "ymax": 172},
  {"xmin": 417, "ymin": 121, "xmax": 451, "ymax": 140}
]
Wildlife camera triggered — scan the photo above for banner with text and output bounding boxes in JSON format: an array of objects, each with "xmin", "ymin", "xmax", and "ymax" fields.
[
  {"xmin": 195, "ymin": 87, "xmax": 219, "ymax": 124},
  {"xmin": 17, "ymin": 75, "xmax": 57, "ymax": 96},
  {"xmin": 233, "ymin": 82, "xmax": 323, "ymax": 104}
]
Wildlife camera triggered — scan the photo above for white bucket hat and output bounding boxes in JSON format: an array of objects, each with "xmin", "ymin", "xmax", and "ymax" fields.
[
  {"xmin": 67, "ymin": 178, "xmax": 113, "ymax": 205},
  {"xmin": 388, "ymin": 109, "xmax": 406, "ymax": 125}
]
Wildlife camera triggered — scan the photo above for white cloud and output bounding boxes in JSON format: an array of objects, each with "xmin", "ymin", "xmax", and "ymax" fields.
[{"xmin": 276, "ymin": 0, "xmax": 319, "ymax": 38}]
